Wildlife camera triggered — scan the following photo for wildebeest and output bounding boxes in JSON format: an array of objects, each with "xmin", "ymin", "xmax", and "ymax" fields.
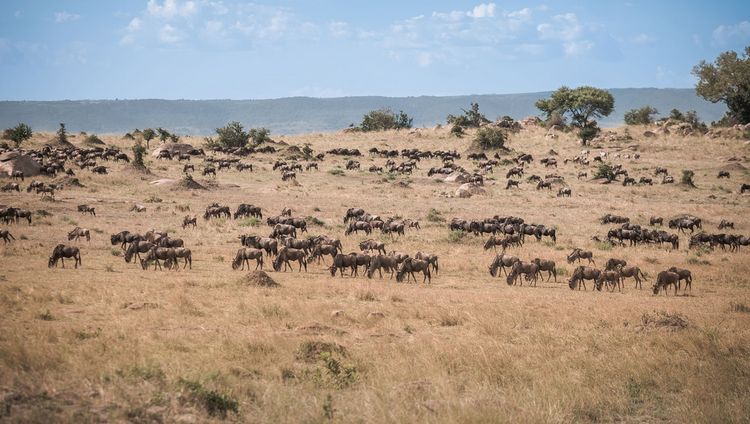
[
  {"xmin": 669, "ymin": 216, "xmax": 702, "ymax": 233},
  {"xmin": 67, "ymin": 227, "xmax": 91, "ymax": 242},
  {"xmin": 568, "ymin": 266, "xmax": 602, "ymax": 291},
  {"xmin": 77, "ymin": 205, "xmax": 96, "ymax": 216},
  {"xmin": 309, "ymin": 243, "xmax": 339, "ymax": 264},
  {"xmin": 488, "ymin": 254, "xmax": 521, "ymax": 277},
  {"xmin": 232, "ymin": 248, "xmax": 264, "ymax": 270},
  {"xmin": 381, "ymin": 221, "xmax": 405, "ymax": 236},
  {"xmin": 557, "ymin": 187, "xmax": 571, "ymax": 197},
  {"xmin": 506, "ymin": 167, "xmax": 524, "ymax": 178},
  {"xmin": 1, "ymin": 183, "xmax": 20, "ymax": 192},
  {"xmin": 654, "ymin": 167, "xmax": 668, "ymax": 176},
  {"xmin": 183, "ymin": 164, "xmax": 194, "ymax": 173},
  {"xmin": 168, "ymin": 247, "xmax": 193, "ymax": 269},
  {"xmin": 415, "ymin": 252, "xmax": 439, "ymax": 274},
  {"xmin": 157, "ymin": 236, "xmax": 184, "ymax": 248},
  {"xmin": 533, "ymin": 258, "xmax": 557, "ymax": 282},
  {"xmin": 234, "ymin": 204, "xmax": 262, "ymax": 219},
  {"xmin": 536, "ymin": 180, "xmax": 552, "ymax": 190},
  {"xmin": 346, "ymin": 160, "xmax": 360, "ymax": 170},
  {"xmin": 718, "ymin": 219, "xmax": 734, "ymax": 230},
  {"xmin": 240, "ymin": 235, "xmax": 278, "ymax": 256},
  {"xmin": 140, "ymin": 247, "xmax": 178, "ymax": 271},
  {"xmin": 742, "ymin": 183, "xmax": 750, "ymax": 193},
  {"xmin": 622, "ymin": 177, "xmax": 636, "ymax": 186},
  {"xmin": 596, "ymin": 270, "xmax": 622, "ymax": 292},
  {"xmin": 0, "ymin": 229, "xmax": 15, "ymax": 243},
  {"xmin": 48, "ymin": 244, "xmax": 81, "ymax": 268},
  {"xmin": 124, "ymin": 240, "xmax": 155, "ymax": 263},
  {"xmin": 577, "ymin": 172, "xmax": 587, "ymax": 180},
  {"xmin": 667, "ymin": 267, "xmax": 693, "ymax": 292},
  {"xmin": 344, "ymin": 208, "xmax": 365, "ymax": 223},
  {"xmin": 652, "ymin": 271, "xmax": 680, "ymax": 295},
  {"xmin": 204, "ymin": 206, "xmax": 230, "ymax": 220},
  {"xmin": 600, "ymin": 214, "xmax": 629, "ymax": 224},
  {"xmin": 182, "ymin": 215, "xmax": 197, "ymax": 229},
  {"xmin": 505, "ymin": 180, "xmax": 519, "ymax": 189},
  {"xmin": 281, "ymin": 171, "xmax": 296, "ymax": 181},
  {"xmin": 567, "ymin": 248, "xmax": 595, "ymax": 265},
  {"xmin": 506, "ymin": 261, "xmax": 540, "ymax": 286},
  {"xmin": 270, "ymin": 224, "xmax": 297, "ymax": 239},
  {"xmin": 203, "ymin": 167, "xmax": 216, "ymax": 177},
  {"xmin": 359, "ymin": 239, "xmax": 386, "ymax": 255},
  {"xmin": 619, "ymin": 266, "xmax": 647, "ymax": 289},
  {"xmin": 345, "ymin": 220, "xmax": 372, "ymax": 236},
  {"xmin": 396, "ymin": 258, "xmax": 431, "ymax": 283},
  {"xmin": 367, "ymin": 254, "xmax": 399, "ymax": 279},
  {"xmin": 650, "ymin": 216, "xmax": 663, "ymax": 226},
  {"xmin": 330, "ymin": 253, "xmax": 359, "ymax": 277},
  {"xmin": 662, "ymin": 176, "xmax": 674, "ymax": 184},
  {"xmin": 639, "ymin": 177, "xmax": 653, "ymax": 185},
  {"xmin": 281, "ymin": 207, "xmax": 292, "ymax": 217},
  {"xmin": 604, "ymin": 258, "xmax": 627, "ymax": 271},
  {"xmin": 111, "ymin": 230, "xmax": 139, "ymax": 249},
  {"xmin": 717, "ymin": 171, "xmax": 730, "ymax": 179},
  {"xmin": 14, "ymin": 209, "xmax": 32, "ymax": 225}
]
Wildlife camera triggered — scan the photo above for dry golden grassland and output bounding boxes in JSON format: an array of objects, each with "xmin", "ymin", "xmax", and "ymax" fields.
[{"xmin": 1, "ymin": 126, "xmax": 749, "ymax": 423}]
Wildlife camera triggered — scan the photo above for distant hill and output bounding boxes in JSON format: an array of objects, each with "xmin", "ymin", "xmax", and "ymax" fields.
[{"xmin": 0, "ymin": 88, "xmax": 726, "ymax": 136}]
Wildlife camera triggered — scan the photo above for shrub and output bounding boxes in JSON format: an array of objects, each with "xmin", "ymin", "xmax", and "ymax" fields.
[
  {"xmin": 214, "ymin": 121, "xmax": 249, "ymax": 148},
  {"xmin": 472, "ymin": 127, "xmax": 507, "ymax": 150},
  {"xmin": 447, "ymin": 230, "xmax": 465, "ymax": 243},
  {"xmin": 39, "ymin": 310, "xmax": 54, "ymax": 321},
  {"xmin": 328, "ymin": 169, "xmax": 344, "ymax": 176},
  {"xmin": 249, "ymin": 127, "xmax": 271, "ymax": 144},
  {"xmin": 179, "ymin": 379, "xmax": 239, "ymax": 418},
  {"xmin": 447, "ymin": 102, "xmax": 489, "ymax": 128},
  {"xmin": 239, "ymin": 217, "xmax": 261, "ymax": 227},
  {"xmin": 83, "ymin": 134, "xmax": 105, "ymax": 145},
  {"xmin": 426, "ymin": 208, "xmax": 445, "ymax": 223},
  {"xmin": 132, "ymin": 142, "xmax": 147, "ymax": 169},
  {"xmin": 681, "ymin": 170, "xmax": 696, "ymax": 187},
  {"xmin": 360, "ymin": 108, "xmax": 413, "ymax": 131},
  {"xmin": 3, "ymin": 122, "xmax": 33, "ymax": 147},
  {"xmin": 624, "ymin": 106, "xmax": 659, "ymax": 125},
  {"xmin": 593, "ymin": 163, "xmax": 616, "ymax": 181},
  {"xmin": 56, "ymin": 123, "xmax": 68, "ymax": 144},
  {"xmin": 307, "ymin": 216, "xmax": 325, "ymax": 226}
]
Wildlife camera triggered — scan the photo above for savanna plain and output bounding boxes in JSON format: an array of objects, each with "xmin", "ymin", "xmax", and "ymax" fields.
[{"xmin": 1, "ymin": 125, "xmax": 750, "ymax": 423}]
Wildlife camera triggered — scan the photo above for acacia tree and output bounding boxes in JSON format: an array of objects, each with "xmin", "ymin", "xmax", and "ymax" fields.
[
  {"xmin": 693, "ymin": 46, "xmax": 750, "ymax": 124},
  {"xmin": 3, "ymin": 123, "xmax": 33, "ymax": 148},
  {"xmin": 156, "ymin": 127, "xmax": 171, "ymax": 143},
  {"xmin": 535, "ymin": 86, "xmax": 615, "ymax": 144},
  {"xmin": 142, "ymin": 128, "xmax": 156, "ymax": 149}
]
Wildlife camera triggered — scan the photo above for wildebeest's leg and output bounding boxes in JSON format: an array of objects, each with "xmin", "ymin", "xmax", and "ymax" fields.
[{"xmin": 61, "ymin": 257, "xmax": 65, "ymax": 268}]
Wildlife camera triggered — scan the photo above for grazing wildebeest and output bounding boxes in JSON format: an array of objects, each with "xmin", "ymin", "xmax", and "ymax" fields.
[
  {"xmin": 183, "ymin": 164, "xmax": 195, "ymax": 173},
  {"xmin": 140, "ymin": 247, "xmax": 178, "ymax": 271},
  {"xmin": 597, "ymin": 270, "xmax": 623, "ymax": 292},
  {"xmin": 236, "ymin": 163, "xmax": 253, "ymax": 172},
  {"xmin": 533, "ymin": 258, "xmax": 557, "ymax": 282},
  {"xmin": 156, "ymin": 150, "xmax": 172, "ymax": 160},
  {"xmin": 281, "ymin": 171, "xmax": 296, "ymax": 181},
  {"xmin": 505, "ymin": 179, "xmax": 519, "ymax": 189},
  {"xmin": 367, "ymin": 254, "xmax": 399, "ymax": 279},
  {"xmin": 381, "ymin": 221, "xmax": 405, "ymax": 236},
  {"xmin": 536, "ymin": 180, "xmax": 552, "ymax": 190},
  {"xmin": 667, "ymin": 267, "xmax": 693, "ymax": 292},
  {"xmin": 309, "ymin": 243, "xmax": 339, "ymax": 265},
  {"xmin": 240, "ymin": 235, "xmax": 279, "ymax": 257},
  {"xmin": 344, "ymin": 208, "xmax": 366, "ymax": 223},
  {"xmin": 169, "ymin": 247, "xmax": 193, "ymax": 269},
  {"xmin": 506, "ymin": 167, "xmax": 524, "ymax": 178},
  {"xmin": 270, "ymin": 224, "xmax": 297, "ymax": 239},
  {"xmin": 650, "ymin": 216, "xmax": 663, "ymax": 226},
  {"xmin": 568, "ymin": 266, "xmax": 602, "ymax": 291},
  {"xmin": 48, "ymin": 244, "xmax": 81, "ymax": 268},
  {"xmin": 67, "ymin": 227, "xmax": 91, "ymax": 242},
  {"xmin": 359, "ymin": 239, "xmax": 386, "ymax": 255},
  {"xmin": 124, "ymin": 240, "xmax": 155, "ymax": 263},
  {"xmin": 345, "ymin": 220, "xmax": 372, "ymax": 236},
  {"xmin": 652, "ymin": 271, "xmax": 680, "ymax": 295},
  {"xmin": 281, "ymin": 207, "xmax": 292, "ymax": 216},
  {"xmin": 741, "ymin": 183, "xmax": 750, "ymax": 193},
  {"xmin": 669, "ymin": 217, "xmax": 702, "ymax": 233},
  {"xmin": 232, "ymin": 248, "xmax": 264, "ymax": 270},
  {"xmin": 567, "ymin": 248, "xmax": 595, "ymax": 265},
  {"xmin": 605, "ymin": 258, "xmax": 627, "ymax": 271},
  {"xmin": 506, "ymin": 261, "xmax": 541, "ymax": 286},
  {"xmin": 11, "ymin": 170, "xmax": 24, "ymax": 181},
  {"xmin": 415, "ymin": 252, "xmax": 439, "ymax": 274},
  {"xmin": 717, "ymin": 171, "xmax": 730, "ymax": 179},
  {"xmin": 77, "ymin": 205, "xmax": 96, "ymax": 216},
  {"xmin": 1, "ymin": 183, "xmax": 20, "ymax": 192},
  {"xmin": 234, "ymin": 204, "xmax": 262, "ymax": 219},
  {"xmin": 15, "ymin": 209, "xmax": 32, "ymax": 225},
  {"xmin": 203, "ymin": 167, "xmax": 216, "ymax": 177},
  {"xmin": 111, "ymin": 230, "xmax": 139, "ymax": 249},
  {"xmin": 0, "ymin": 229, "xmax": 15, "ymax": 243},
  {"xmin": 488, "ymin": 253, "xmax": 520, "ymax": 277},
  {"xmin": 330, "ymin": 253, "xmax": 358, "ymax": 277},
  {"xmin": 718, "ymin": 219, "xmax": 734, "ymax": 230},
  {"xmin": 182, "ymin": 215, "xmax": 197, "ymax": 229},
  {"xmin": 557, "ymin": 187, "xmax": 571, "ymax": 197},
  {"xmin": 396, "ymin": 258, "xmax": 431, "ymax": 283},
  {"xmin": 346, "ymin": 160, "xmax": 360, "ymax": 170},
  {"xmin": 654, "ymin": 167, "xmax": 668, "ymax": 176},
  {"xmin": 577, "ymin": 172, "xmax": 587, "ymax": 180},
  {"xmin": 619, "ymin": 266, "xmax": 647, "ymax": 289},
  {"xmin": 273, "ymin": 247, "xmax": 308, "ymax": 272},
  {"xmin": 158, "ymin": 236, "xmax": 184, "ymax": 248}
]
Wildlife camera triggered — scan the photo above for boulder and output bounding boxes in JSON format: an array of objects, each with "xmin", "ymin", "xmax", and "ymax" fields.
[
  {"xmin": 444, "ymin": 172, "xmax": 470, "ymax": 183},
  {"xmin": 643, "ymin": 131, "xmax": 657, "ymax": 138},
  {"xmin": 151, "ymin": 143, "xmax": 196, "ymax": 157},
  {"xmin": 455, "ymin": 183, "xmax": 486, "ymax": 198},
  {"xmin": 0, "ymin": 152, "xmax": 42, "ymax": 177}
]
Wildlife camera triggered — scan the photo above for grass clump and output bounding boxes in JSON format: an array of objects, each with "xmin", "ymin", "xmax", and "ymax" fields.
[
  {"xmin": 447, "ymin": 230, "xmax": 465, "ymax": 243},
  {"xmin": 179, "ymin": 378, "xmax": 239, "ymax": 418},
  {"xmin": 426, "ymin": 208, "xmax": 446, "ymax": 223},
  {"xmin": 328, "ymin": 169, "xmax": 344, "ymax": 176},
  {"xmin": 238, "ymin": 217, "xmax": 261, "ymax": 227}
]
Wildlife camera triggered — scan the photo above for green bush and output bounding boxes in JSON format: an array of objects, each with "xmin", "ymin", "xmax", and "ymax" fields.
[
  {"xmin": 179, "ymin": 379, "xmax": 239, "ymax": 418},
  {"xmin": 593, "ymin": 163, "xmax": 616, "ymax": 181},
  {"xmin": 624, "ymin": 106, "xmax": 659, "ymax": 125},
  {"xmin": 132, "ymin": 142, "xmax": 147, "ymax": 169},
  {"xmin": 214, "ymin": 121, "xmax": 249, "ymax": 148},
  {"xmin": 447, "ymin": 230, "xmax": 465, "ymax": 243},
  {"xmin": 249, "ymin": 127, "xmax": 271, "ymax": 144},
  {"xmin": 360, "ymin": 108, "xmax": 413, "ymax": 131},
  {"xmin": 3, "ymin": 122, "xmax": 33, "ymax": 147},
  {"xmin": 472, "ymin": 127, "xmax": 507, "ymax": 150},
  {"xmin": 681, "ymin": 169, "xmax": 696, "ymax": 187},
  {"xmin": 426, "ymin": 208, "xmax": 445, "ymax": 223}
]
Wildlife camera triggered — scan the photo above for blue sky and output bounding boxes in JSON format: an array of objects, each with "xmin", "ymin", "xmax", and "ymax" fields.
[{"xmin": 0, "ymin": 1, "xmax": 748, "ymax": 100}]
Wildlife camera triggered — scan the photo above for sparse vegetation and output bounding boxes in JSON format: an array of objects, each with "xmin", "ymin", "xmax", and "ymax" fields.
[
  {"xmin": 3, "ymin": 122, "xmax": 33, "ymax": 147},
  {"xmin": 359, "ymin": 108, "xmax": 413, "ymax": 131}
]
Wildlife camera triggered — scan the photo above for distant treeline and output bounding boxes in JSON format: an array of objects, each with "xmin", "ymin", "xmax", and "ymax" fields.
[{"xmin": 0, "ymin": 88, "xmax": 725, "ymax": 136}]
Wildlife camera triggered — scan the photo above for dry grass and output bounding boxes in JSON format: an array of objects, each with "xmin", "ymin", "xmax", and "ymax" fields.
[{"xmin": 1, "ymin": 126, "xmax": 749, "ymax": 423}]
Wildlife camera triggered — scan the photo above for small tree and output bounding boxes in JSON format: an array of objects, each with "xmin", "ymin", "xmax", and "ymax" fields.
[
  {"xmin": 249, "ymin": 127, "xmax": 271, "ymax": 144},
  {"xmin": 472, "ymin": 127, "xmax": 507, "ymax": 150},
  {"xmin": 3, "ymin": 123, "xmax": 33, "ymax": 148},
  {"xmin": 681, "ymin": 170, "xmax": 696, "ymax": 187},
  {"xmin": 213, "ymin": 121, "xmax": 249, "ymax": 148},
  {"xmin": 142, "ymin": 128, "xmax": 156, "ymax": 149},
  {"xmin": 169, "ymin": 133, "xmax": 180, "ymax": 143},
  {"xmin": 360, "ymin": 108, "xmax": 412, "ymax": 131},
  {"xmin": 594, "ymin": 163, "xmax": 616, "ymax": 181},
  {"xmin": 157, "ymin": 127, "xmax": 171, "ymax": 143},
  {"xmin": 624, "ymin": 106, "xmax": 659, "ymax": 125},
  {"xmin": 535, "ymin": 86, "xmax": 615, "ymax": 145},
  {"xmin": 56, "ymin": 123, "xmax": 68, "ymax": 144},
  {"xmin": 132, "ymin": 141, "xmax": 147, "ymax": 169}
]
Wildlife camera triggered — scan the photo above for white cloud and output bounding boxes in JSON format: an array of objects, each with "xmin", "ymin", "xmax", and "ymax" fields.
[
  {"xmin": 537, "ymin": 13, "xmax": 581, "ymax": 41},
  {"xmin": 563, "ymin": 40, "xmax": 593, "ymax": 56},
  {"xmin": 631, "ymin": 33, "xmax": 655, "ymax": 44},
  {"xmin": 712, "ymin": 21, "xmax": 750, "ymax": 45},
  {"xmin": 467, "ymin": 3, "xmax": 496, "ymax": 19},
  {"xmin": 127, "ymin": 17, "xmax": 143, "ymax": 32},
  {"xmin": 54, "ymin": 11, "xmax": 81, "ymax": 23},
  {"xmin": 329, "ymin": 21, "xmax": 350, "ymax": 38},
  {"xmin": 159, "ymin": 24, "xmax": 182, "ymax": 44},
  {"xmin": 147, "ymin": 0, "xmax": 197, "ymax": 19}
]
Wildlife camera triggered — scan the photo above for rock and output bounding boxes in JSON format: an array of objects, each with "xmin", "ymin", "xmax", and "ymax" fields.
[
  {"xmin": 455, "ymin": 183, "xmax": 486, "ymax": 198},
  {"xmin": 0, "ymin": 152, "xmax": 42, "ymax": 177},
  {"xmin": 444, "ymin": 172, "xmax": 470, "ymax": 183},
  {"xmin": 643, "ymin": 131, "xmax": 657, "ymax": 138},
  {"xmin": 150, "ymin": 143, "xmax": 196, "ymax": 157}
]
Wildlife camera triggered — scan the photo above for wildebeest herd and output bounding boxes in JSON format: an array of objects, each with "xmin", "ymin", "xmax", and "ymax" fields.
[{"xmin": 1, "ymin": 136, "xmax": 749, "ymax": 297}]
